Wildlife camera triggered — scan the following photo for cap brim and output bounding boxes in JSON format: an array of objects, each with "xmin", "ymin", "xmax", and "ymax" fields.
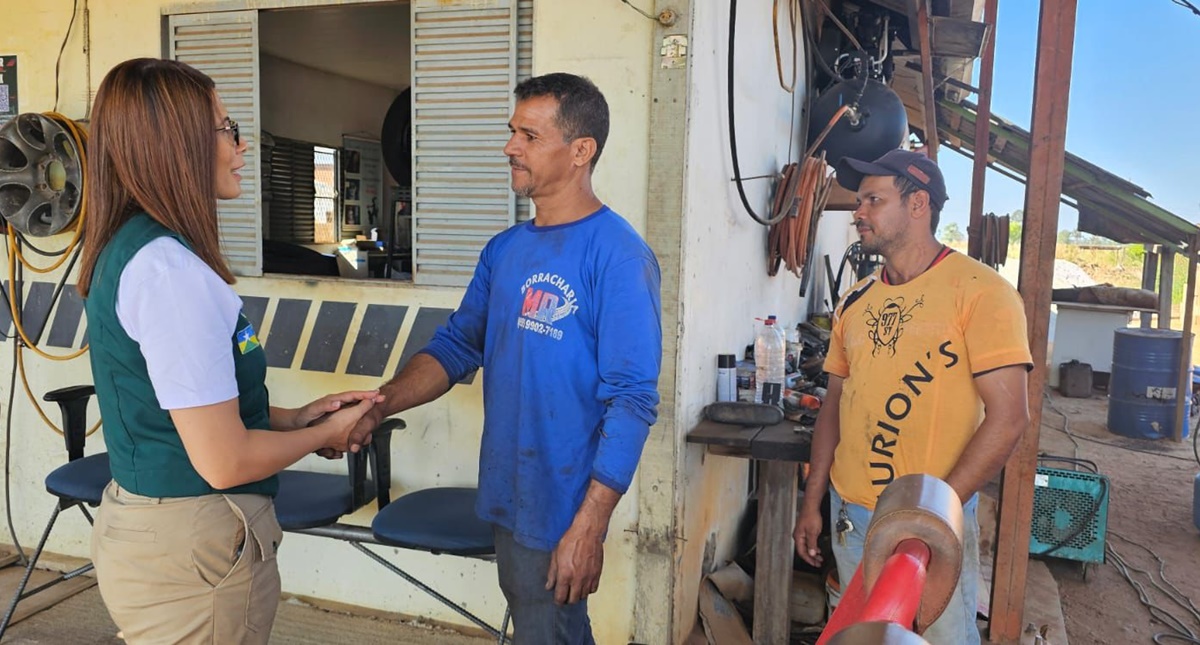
[{"xmin": 835, "ymin": 157, "xmax": 898, "ymax": 192}]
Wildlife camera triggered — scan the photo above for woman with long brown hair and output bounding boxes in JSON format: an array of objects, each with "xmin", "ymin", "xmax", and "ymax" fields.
[{"xmin": 79, "ymin": 58, "xmax": 380, "ymax": 644}]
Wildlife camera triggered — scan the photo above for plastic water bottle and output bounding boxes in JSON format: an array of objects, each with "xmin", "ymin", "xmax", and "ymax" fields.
[{"xmin": 755, "ymin": 315, "xmax": 786, "ymax": 406}]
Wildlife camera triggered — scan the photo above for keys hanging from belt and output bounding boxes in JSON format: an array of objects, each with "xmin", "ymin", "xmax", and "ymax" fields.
[{"xmin": 835, "ymin": 506, "xmax": 854, "ymax": 546}]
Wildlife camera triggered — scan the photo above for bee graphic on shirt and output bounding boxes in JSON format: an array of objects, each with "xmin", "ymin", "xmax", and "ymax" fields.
[{"xmin": 864, "ymin": 296, "xmax": 924, "ymax": 356}]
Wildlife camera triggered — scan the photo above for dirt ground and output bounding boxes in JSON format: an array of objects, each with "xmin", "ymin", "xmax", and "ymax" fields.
[{"xmin": 1033, "ymin": 388, "xmax": 1200, "ymax": 645}]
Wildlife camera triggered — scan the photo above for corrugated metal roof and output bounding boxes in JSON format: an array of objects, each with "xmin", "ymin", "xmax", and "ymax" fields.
[{"xmin": 937, "ymin": 99, "xmax": 1200, "ymax": 253}]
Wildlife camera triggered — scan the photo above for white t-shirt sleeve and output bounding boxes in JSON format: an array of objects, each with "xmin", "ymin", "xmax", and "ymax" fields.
[{"xmin": 116, "ymin": 237, "xmax": 242, "ymax": 410}]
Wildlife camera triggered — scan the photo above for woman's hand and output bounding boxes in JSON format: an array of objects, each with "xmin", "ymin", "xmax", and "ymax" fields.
[
  {"xmin": 290, "ymin": 390, "xmax": 382, "ymax": 429},
  {"xmin": 314, "ymin": 396, "xmax": 383, "ymax": 452}
]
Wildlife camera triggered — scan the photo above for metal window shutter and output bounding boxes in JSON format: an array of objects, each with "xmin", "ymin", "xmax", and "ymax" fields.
[
  {"xmin": 264, "ymin": 134, "xmax": 316, "ymax": 243},
  {"xmin": 515, "ymin": 0, "xmax": 533, "ymax": 224},
  {"xmin": 412, "ymin": 0, "xmax": 518, "ymax": 287},
  {"xmin": 168, "ymin": 11, "xmax": 263, "ymax": 277}
]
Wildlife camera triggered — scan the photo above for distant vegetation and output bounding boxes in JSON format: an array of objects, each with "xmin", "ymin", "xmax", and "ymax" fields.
[{"xmin": 937, "ymin": 208, "xmax": 1190, "ymax": 305}]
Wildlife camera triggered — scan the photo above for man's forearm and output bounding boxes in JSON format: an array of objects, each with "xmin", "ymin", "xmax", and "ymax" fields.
[
  {"xmin": 378, "ymin": 353, "xmax": 453, "ymax": 417},
  {"xmin": 945, "ymin": 414, "xmax": 1028, "ymax": 502},
  {"xmin": 571, "ymin": 479, "xmax": 622, "ymax": 536}
]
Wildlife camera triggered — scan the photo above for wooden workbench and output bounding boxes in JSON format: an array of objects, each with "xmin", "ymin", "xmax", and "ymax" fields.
[{"xmin": 687, "ymin": 419, "xmax": 813, "ymax": 644}]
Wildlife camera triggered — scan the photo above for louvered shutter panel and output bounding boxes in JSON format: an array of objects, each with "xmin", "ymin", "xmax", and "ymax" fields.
[
  {"xmin": 515, "ymin": 0, "xmax": 534, "ymax": 224},
  {"xmin": 411, "ymin": 0, "xmax": 518, "ymax": 287},
  {"xmin": 265, "ymin": 135, "xmax": 316, "ymax": 243},
  {"xmin": 168, "ymin": 11, "xmax": 263, "ymax": 277}
]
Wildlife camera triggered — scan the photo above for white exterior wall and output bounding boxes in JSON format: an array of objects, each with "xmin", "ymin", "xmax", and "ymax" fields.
[
  {"xmin": 0, "ymin": 0, "xmax": 654, "ymax": 641},
  {"xmin": 671, "ymin": 2, "xmax": 855, "ymax": 636},
  {"xmin": 260, "ymin": 54, "xmax": 400, "ymax": 150}
]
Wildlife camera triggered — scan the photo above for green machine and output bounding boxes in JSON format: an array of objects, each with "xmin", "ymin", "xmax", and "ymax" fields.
[{"xmin": 1029, "ymin": 462, "xmax": 1110, "ymax": 577}]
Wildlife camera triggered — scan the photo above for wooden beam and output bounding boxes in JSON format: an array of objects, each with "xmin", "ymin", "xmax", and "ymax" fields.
[
  {"xmin": 967, "ymin": 0, "xmax": 997, "ymax": 260},
  {"xmin": 990, "ymin": 0, "xmax": 1079, "ymax": 641},
  {"xmin": 929, "ymin": 15, "xmax": 989, "ymax": 57},
  {"xmin": 1159, "ymin": 248, "xmax": 1175, "ymax": 330},
  {"xmin": 1173, "ymin": 242, "xmax": 1197, "ymax": 442},
  {"xmin": 915, "ymin": 1, "xmax": 939, "ymax": 159},
  {"xmin": 753, "ymin": 460, "xmax": 798, "ymax": 645},
  {"xmin": 1142, "ymin": 245, "xmax": 1158, "ymax": 328},
  {"xmin": 635, "ymin": 1, "xmax": 691, "ymax": 642},
  {"xmin": 903, "ymin": 61, "xmax": 981, "ymax": 95}
]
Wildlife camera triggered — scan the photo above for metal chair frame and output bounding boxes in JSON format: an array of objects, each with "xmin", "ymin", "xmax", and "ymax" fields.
[{"xmin": 0, "ymin": 385, "xmax": 103, "ymax": 639}]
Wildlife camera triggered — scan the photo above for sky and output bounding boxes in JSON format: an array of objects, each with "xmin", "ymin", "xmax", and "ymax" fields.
[{"xmin": 935, "ymin": 0, "xmax": 1200, "ymax": 234}]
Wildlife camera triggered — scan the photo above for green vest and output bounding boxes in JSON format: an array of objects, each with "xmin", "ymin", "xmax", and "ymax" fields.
[{"xmin": 85, "ymin": 213, "xmax": 277, "ymax": 497}]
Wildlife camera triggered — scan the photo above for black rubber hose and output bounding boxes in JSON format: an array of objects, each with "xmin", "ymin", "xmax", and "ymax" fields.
[{"xmin": 728, "ymin": 0, "xmax": 787, "ymax": 227}]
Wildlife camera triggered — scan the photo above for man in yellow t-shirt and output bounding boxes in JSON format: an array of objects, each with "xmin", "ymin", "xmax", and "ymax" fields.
[{"xmin": 793, "ymin": 149, "xmax": 1032, "ymax": 645}]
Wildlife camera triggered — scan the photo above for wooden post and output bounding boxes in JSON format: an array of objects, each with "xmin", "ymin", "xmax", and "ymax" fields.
[
  {"xmin": 754, "ymin": 460, "xmax": 799, "ymax": 645},
  {"xmin": 1158, "ymin": 248, "xmax": 1175, "ymax": 330},
  {"xmin": 635, "ymin": 1, "xmax": 691, "ymax": 642},
  {"xmin": 1142, "ymin": 245, "xmax": 1158, "ymax": 328},
  {"xmin": 1173, "ymin": 242, "xmax": 1197, "ymax": 442},
  {"xmin": 990, "ymin": 0, "xmax": 1078, "ymax": 641},
  {"xmin": 916, "ymin": 0, "xmax": 939, "ymax": 160},
  {"xmin": 967, "ymin": 0, "xmax": 998, "ymax": 261}
]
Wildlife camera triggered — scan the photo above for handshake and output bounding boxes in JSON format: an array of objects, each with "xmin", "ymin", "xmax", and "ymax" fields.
[{"xmin": 291, "ymin": 389, "xmax": 387, "ymax": 459}]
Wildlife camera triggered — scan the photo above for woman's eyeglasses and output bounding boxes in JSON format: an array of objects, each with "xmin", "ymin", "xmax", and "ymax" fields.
[{"xmin": 216, "ymin": 118, "xmax": 240, "ymax": 146}]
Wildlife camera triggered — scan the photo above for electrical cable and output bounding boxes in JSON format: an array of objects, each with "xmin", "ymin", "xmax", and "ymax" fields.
[
  {"xmin": 804, "ymin": 105, "xmax": 851, "ymax": 160},
  {"xmin": 2, "ymin": 233, "xmax": 95, "ymax": 436},
  {"xmin": 1036, "ymin": 454, "xmax": 1098, "ymax": 473},
  {"xmin": 727, "ymin": 0, "xmax": 788, "ymax": 227},
  {"xmin": 803, "ymin": 11, "xmax": 842, "ymax": 87},
  {"xmin": 0, "ymin": 111, "xmax": 90, "ymax": 363},
  {"xmin": 768, "ymin": 154, "xmax": 832, "ymax": 278},
  {"xmin": 1041, "ymin": 387, "xmax": 1199, "ymax": 464},
  {"xmin": 8, "ymin": 113, "xmax": 89, "ymax": 275},
  {"xmin": 1041, "ymin": 391, "xmax": 1200, "ymax": 643},
  {"xmin": 4, "ymin": 338, "xmax": 26, "ymax": 564},
  {"xmin": 53, "ymin": 0, "xmax": 81, "ymax": 113},
  {"xmin": 13, "ymin": 230, "xmax": 69, "ymax": 258},
  {"xmin": 1029, "ymin": 460, "xmax": 1107, "ymax": 558},
  {"xmin": 1107, "ymin": 532, "xmax": 1200, "ymax": 644},
  {"xmin": 619, "ymin": 0, "xmax": 660, "ymax": 22},
  {"xmin": 813, "ymin": 0, "xmax": 863, "ymax": 52},
  {"xmin": 1172, "ymin": 0, "xmax": 1200, "ymax": 18},
  {"xmin": 1043, "ymin": 390, "xmax": 1081, "ymax": 459},
  {"xmin": 5, "ymin": 233, "xmax": 88, "ymax": 361},
  {"xmin": 773, "ymin": 0, "xmax": 800, "ymax": 93},
  {"xmin": 1038, "ymin": 420, "xmax": 1199, "ymax": 463}
]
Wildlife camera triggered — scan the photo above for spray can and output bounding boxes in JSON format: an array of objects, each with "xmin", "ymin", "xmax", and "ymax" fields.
[{"xmin": 717, "ymin": 354, "xmax": 738, "ymax": 402}]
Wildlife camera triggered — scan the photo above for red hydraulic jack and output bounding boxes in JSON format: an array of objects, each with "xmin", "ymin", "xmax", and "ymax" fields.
[{"xmin": 817, "ymin": 475, "xmax": 966, "ymax": 645}]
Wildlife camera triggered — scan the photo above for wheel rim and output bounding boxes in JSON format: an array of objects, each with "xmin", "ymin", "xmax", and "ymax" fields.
[{"xmin": 0, "ymin": 113, "xmax": 84, "ymax": 237}]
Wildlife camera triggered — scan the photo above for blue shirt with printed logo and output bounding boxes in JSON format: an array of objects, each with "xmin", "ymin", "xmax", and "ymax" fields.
[{"xmin": 420, "ymin": 205, "xmax": 662, "ymax": 551}]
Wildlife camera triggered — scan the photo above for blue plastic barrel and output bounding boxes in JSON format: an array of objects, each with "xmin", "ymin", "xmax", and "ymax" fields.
[{"xmin": 1107, "ymin": 328, "xmax": 1191, "ymax": 440}]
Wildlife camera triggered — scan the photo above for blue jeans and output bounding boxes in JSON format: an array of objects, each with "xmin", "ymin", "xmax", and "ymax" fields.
[
  {"xmin": 829, "ymin": 487, "xmax": 980, "ymax": 645},
  {"xmin": 493, "ymin": 526, "xmax": 595, "ymax": 645}
]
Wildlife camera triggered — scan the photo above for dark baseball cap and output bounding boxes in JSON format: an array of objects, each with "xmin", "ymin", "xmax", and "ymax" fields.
[{"xmin": 835, "ymin": 149, "xmax": 948, "ymax": 210}]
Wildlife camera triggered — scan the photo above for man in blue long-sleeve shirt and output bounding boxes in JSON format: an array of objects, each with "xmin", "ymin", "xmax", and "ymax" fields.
[{"xmin": 352, "ymin": 73, "xmax": 662, "ymax": 643}]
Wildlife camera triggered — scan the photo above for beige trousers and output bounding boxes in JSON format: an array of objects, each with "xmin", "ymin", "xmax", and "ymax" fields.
[{"xmin": 91, "ymin": 482, "xmax": 283, "ymax": 645}]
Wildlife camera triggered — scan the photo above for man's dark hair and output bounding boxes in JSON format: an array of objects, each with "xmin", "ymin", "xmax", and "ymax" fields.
[
  {"xmin": 514, "ymin": 73, "xmax": 609, "ymax": 169},
  {"xmin": 895, "ymin": 176, "xmax": 942, "ymax": 234}
]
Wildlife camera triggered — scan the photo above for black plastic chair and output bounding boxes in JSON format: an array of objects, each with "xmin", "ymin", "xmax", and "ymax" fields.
[
  {"xmin": 360, "ymin": 487, "xmax": 511, "ymax": 643},
  {"xmin": 0, "ymin": 385, "xmax": 109, "ymax": 637},
  {"xmin": 285, "ymin": 420, "xmax": 511, "ymax": 643},
  {"xmin": 275, "ymin": 418, "xmax": 405, "ymax": 531}
]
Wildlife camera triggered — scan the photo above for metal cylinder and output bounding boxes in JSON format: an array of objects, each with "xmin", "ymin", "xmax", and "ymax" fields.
[
  {"xmin": 1108, "ymin": 328, "xmax": 1191, "ymax": 439},
  {"xmin": 863, "ymin": 474, "xmax": 963, "ymax": 633},
  {"xmin": 825, "ymin": 621, "xmax": 932, "ymax": 645}
]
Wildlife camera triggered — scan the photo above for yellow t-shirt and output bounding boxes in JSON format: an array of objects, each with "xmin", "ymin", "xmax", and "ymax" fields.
[{"xmin": 825, "ymin": 251, "xmax": 1032, "ymax": 509}]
